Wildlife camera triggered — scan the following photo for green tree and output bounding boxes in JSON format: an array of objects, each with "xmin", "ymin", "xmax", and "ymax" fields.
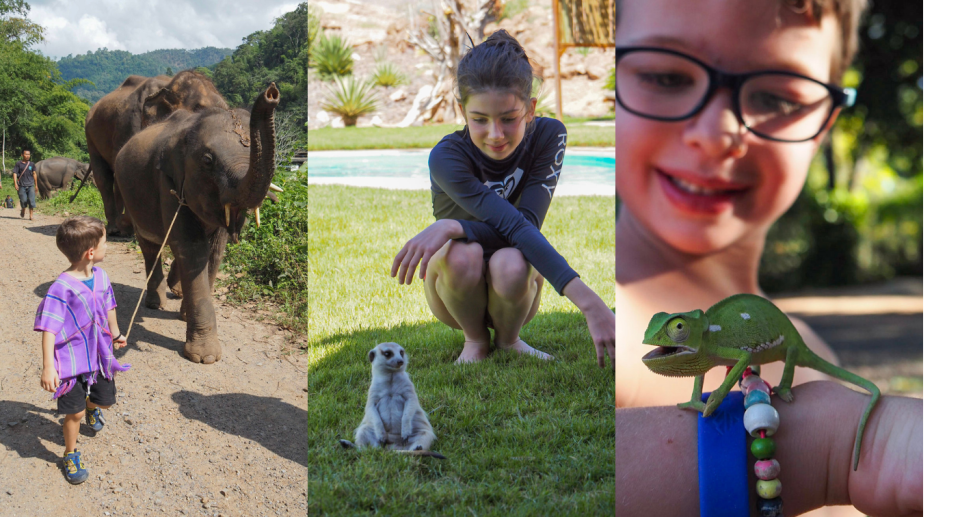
[
  {"xmin": 212, "ymin": 3, "xmax": 307, "ymax": 128},
  {"xmin": 0, "ymin": 0, "xmax": 43, "ymax": 46}
]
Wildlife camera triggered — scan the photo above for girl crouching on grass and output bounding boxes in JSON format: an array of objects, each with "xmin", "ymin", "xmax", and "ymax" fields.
[{"xmin": 392, "ymin": 30, "xmax": 615, "ymax": 366}]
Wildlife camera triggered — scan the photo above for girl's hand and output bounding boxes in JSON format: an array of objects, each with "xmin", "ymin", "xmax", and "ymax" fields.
[
  {"xmin": 583, "ymin": 303, "xmax": 616, "ymax": 369},
  {"xmin": 40, "ymin": 366, "xmax": 59, "ymax": 392},
  {"xmin": 113, "ymin": 334, "xmax": 127, "ymax": 349},
  {"xmin": 562, "ymin": 277, "xmax": 616, "ymax": 369},
  {"xmin": 392, "ymin": 220, "xmax": 462, "ymax": 285}
]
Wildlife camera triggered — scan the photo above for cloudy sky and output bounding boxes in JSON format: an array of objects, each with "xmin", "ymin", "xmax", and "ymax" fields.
[{"xmin": 29, "ymin": 0, "xmax": 301, "ymax": 59}]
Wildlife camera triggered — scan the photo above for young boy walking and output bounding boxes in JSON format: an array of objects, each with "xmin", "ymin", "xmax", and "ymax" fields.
[{"xmin": 35, "ymin": 216, "xmax": 131, "ymax": 484}]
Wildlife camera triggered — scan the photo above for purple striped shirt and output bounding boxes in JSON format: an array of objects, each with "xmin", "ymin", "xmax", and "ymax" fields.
[{"xmin": 34, "ymin": 267, "xmax": 131, "ymax": 398}]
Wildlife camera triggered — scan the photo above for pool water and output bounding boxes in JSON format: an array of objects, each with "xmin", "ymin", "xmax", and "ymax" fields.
[{"xmin": 308, "ymin": 149, "xmax": 614, "ymax": 196}]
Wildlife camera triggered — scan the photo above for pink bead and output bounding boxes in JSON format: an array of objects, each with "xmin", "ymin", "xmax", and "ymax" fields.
[
  {"xmin": 741, "ymin": 375, "xmax": 771, "ymax": 396},
  {"xmin": 755, "ymin": 459, "xmax": 781, "ymax": 480}
]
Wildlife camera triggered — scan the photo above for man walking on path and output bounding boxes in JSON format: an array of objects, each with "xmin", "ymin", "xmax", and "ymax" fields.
[{"xmin": 13, "ymin": 149, "xmax": 38, "ymax": 220}]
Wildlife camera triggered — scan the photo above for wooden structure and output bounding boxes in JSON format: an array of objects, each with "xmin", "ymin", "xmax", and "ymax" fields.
[{"xmin": 551, "ymin": 0, "xmax": 616, "ymax": 121}]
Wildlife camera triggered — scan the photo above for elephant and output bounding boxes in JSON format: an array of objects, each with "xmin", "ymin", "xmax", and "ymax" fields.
[
  {"xmin": 85, "ymin": 70, "xmax": 229, "ymax": 236},
  {"xmin": 114, "ymin": 83, "xmax": 280, "ymax": 364},
  {"xmin": 35, "ymin": 157, "xmax": 89, "ymax": 199}
]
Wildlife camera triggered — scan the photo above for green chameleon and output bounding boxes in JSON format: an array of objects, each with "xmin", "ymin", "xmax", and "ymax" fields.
[{"xmin": 642, "ymin": 293, "xmax": 880, "ymax": 471}]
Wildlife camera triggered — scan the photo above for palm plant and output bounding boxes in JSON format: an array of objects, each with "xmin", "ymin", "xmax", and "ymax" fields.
[
  {"xmin": 321, "ymin": 77, "xmax": 377, "ymax": 127},
  {"xmin": 371, "ymin": 62, "xmax": 407, "ymax": 87},
  {"xmin": 310, "ymin": 31, "xmax": 353, "ymax": 78}
]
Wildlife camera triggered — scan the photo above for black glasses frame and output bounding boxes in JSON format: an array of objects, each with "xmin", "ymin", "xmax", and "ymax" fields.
[{"xmin": 615, "ymin": 46, "xmax": 857, "ymax": 142}]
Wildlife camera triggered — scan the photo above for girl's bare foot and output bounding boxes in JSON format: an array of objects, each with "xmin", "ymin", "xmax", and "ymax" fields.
[
  {"xmin": 455, "ymin": 339, "xmax": 491, "ymax": 364},
  {"xmin": 497, "ymin": 339, "xmax": 553, "ymax": 360}
]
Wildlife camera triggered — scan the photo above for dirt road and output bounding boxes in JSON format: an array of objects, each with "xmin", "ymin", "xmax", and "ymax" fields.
[{"xmin": 0, "ymin": 208, "xmax": 307, "ymax": 515}]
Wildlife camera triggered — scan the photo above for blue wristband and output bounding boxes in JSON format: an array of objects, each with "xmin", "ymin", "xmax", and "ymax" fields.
[{"xmin": 698, "ymin": 390, "xmax": 749, "ymax": 517}]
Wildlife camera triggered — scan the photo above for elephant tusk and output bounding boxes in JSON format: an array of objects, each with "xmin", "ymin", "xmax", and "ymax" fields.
[
  {"xmin": 225, "ymin": 203, "xmax": 231, "ymax": 226},
  {"xmin": 269, "ymin": 183, "xmax": 284, "ymax": 193},
  {"xmin": 255, "ymin": 207, "xmax": 261, "ymax": 227}
]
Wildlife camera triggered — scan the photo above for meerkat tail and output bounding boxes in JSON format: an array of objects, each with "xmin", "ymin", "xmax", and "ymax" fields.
[
  {"xmin": 339, "ymin": 439, "xmax": 356, "ymax": 449},
  {"xmin": 396, "ymin": 450, "xmax": 446, "ymax": 459}
]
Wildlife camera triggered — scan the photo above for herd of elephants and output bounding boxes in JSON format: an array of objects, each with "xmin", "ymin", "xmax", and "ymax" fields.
[{"xmin": 30, "ymin": 71, "xmax": 282, "ymax": 365}]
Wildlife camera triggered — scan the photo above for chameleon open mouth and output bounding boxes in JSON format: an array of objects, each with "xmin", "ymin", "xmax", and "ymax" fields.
[{"xmin": 642, "ymin": 345, "xmax": 696, "ymax": 362}]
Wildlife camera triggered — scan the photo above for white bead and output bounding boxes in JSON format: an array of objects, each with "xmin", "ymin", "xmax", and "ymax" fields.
[{"xmin": 744, "ymin": 403, "xmax": 780, "ymax": 438}]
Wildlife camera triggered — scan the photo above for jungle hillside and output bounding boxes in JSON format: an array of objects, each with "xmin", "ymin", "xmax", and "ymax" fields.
[{"xmin": 57, "ymin": 47, "xmax": 233, "ymax": 103}]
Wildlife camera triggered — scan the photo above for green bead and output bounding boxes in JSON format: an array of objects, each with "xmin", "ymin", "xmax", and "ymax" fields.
[{"xmin": 751, "ymin": 437, "xmax": 776, "ymax": 459}]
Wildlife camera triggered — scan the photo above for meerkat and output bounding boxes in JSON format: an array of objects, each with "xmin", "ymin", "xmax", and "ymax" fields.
[{"xmin": 339, "ymin": 342, "xmax": 444, "ymax": 459}]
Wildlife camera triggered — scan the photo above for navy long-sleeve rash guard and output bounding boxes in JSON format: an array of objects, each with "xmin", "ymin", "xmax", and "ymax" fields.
[{"xmin": 429, "ymin": 116, "xmax": 579, "ymax": 294}]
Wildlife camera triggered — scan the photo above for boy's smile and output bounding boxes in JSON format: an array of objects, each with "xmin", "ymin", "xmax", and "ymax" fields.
[{"xmin": 616, "ymin": 0, "xmax": 841, "ymax": 254}]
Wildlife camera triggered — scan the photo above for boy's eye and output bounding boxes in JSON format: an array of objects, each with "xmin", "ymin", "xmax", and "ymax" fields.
[
  {"xmin": 637, "ymin": 72, "xmax": 695, "ymax": 90},
  {"xmin": 747, "ymin": 91, "xmax": 804, "ymax": 116}
]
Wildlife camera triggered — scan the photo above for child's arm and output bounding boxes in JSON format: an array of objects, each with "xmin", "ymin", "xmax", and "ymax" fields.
[
  {"xmin": 107, "ymin": 308, "xmax": 127, "ymax": 348},
  {"xmin": 40, "ymin": 331, "xmax": 59, "ymax": 392}
]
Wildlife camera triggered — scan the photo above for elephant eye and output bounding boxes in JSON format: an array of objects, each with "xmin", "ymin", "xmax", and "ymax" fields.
[{"xmin": 202, "ymin": 154, "xmax": 213, "ymax": 165}]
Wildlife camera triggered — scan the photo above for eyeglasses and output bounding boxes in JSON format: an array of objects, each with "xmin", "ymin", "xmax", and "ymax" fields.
[{"xmin": 616, "ymin": 47, "xmax": 856, "ymax": 143}]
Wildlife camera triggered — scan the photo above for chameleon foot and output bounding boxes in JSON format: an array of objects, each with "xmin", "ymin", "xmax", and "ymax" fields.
[
  {"xmin": 773, "ymin": 386, "xmax": 794, "ymax": 403},
  {"xmin": 677, "ymin": 400, "xmax": 707, "ymax": 413}
]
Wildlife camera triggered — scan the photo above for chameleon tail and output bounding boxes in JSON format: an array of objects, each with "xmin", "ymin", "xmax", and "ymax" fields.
[{"xmin": 800, "ymin": 352, "xmax": 880, "ymax": 472}]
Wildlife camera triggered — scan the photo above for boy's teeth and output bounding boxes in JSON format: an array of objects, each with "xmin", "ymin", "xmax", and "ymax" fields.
[{"xmin": 670, "ymin": 176, "xmax": 723, "ymax": 195}]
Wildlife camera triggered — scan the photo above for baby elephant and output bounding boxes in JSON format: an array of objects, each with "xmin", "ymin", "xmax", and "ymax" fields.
[{"xmin": 340, "ymin": 342, "xmax": 444, "ymax": 458}]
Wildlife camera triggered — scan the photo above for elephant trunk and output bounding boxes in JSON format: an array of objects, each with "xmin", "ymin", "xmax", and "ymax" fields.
[{"xmin": 237, "ymin": 83, "xmax": 280, "ymax": 209}]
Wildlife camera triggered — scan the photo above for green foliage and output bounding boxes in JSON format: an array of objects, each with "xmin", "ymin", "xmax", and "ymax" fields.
[
  {"xmin": 499, "ymin": 0, "xmax": 529, "ymax": 21},
  {"xmin": 309, "ymin": 186, "xmax": 614, "ymax": 515},
  {"xmin": 0, "ymin": 0, "xmax": 43, "ymax": 46},
  {"xmin": 309, "ymin": 31, "xmax": 353, "ymax": 79},
  {"xmin": 56, "ymin": 47, "xmax": 233, "ymax": 103},
  {"xmin": 212, "ymin": 3, "xmax": 308, "ymax": 128},
  {"xmin": 34, "ymin": 178, "xmax": 105, "ymax": 220},
  {"xmin": 0, "ymin": 40, "xmax": 90, "ymax": 162},
  {"xmin": 222, "ymin": 165, "xmax": 308, "ymax": 332},
  {"xmin": 836, "ymin": 4, "xmax": 921, "ymax": 179},
  {"xmin": 370, "ymin": 62, "xmax": 406, "ymax": 87},
  {"xmin": 576, "ymin": 47, "xmax": 591, "ymax": 57},
  {"xmin": 320, "ymin": 76, "xmax": 377, "ymax": 126},
  {"xmin": 604, "ymin": 67, "xmax": 615, "ymax": 90}
]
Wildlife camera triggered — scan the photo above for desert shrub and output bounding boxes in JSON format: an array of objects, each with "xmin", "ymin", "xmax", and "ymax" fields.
[
  {"xmin": 371, "ymin": 62, "xmax": 407, "ymax": 87},
  {"xmin": 310, "ymin": 31, "xmax": 353, "ymax": 78},
  {"xmin": 320, "ymin": 76, "xmax": 377, "ymax": 126}
]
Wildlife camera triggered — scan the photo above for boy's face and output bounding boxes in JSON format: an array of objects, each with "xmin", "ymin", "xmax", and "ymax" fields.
[
  {"xmin": 91, "ymin": 234, "xmax": 107, "ymax": 264},
  {"xmin": 616, "ymin": 0, "xmax": 841, "ymax": 254},
  {"xmin": 460, "ymin": 90, "xmax": 537, "ymax": 161}
]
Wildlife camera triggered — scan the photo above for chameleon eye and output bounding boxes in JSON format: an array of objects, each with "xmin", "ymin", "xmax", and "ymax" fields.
[{"xmin": 665, "ymin": 318, "xmax": 690, "ymax": 342}]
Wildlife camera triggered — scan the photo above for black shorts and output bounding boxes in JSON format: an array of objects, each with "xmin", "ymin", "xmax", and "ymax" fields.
[{"xmin": 57, "ymin": 376, "xmax": 116, "ymax": 415}]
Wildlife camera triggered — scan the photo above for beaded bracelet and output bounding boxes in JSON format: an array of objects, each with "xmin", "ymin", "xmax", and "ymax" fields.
[{"xmin": 737, "ymin": 366, "xmax": 784, "ymax": 517}]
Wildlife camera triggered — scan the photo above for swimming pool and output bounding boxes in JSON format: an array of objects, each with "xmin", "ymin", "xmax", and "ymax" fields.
[{"xmin": 307, "ymin": 149, "xmax": 615, "ymax": 196}]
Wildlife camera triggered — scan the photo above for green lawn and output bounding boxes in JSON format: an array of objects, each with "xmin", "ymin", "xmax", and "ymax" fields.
[
  {"xmin": 308, "ymin": 185, "xmax": 615, "ymax": 515},
  {"xmin": 308, "ymin": 118, "xmax": 615, "ymax": 150}
]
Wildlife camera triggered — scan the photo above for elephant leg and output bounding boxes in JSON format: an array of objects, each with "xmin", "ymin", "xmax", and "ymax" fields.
[
  {"xmin": 89, "ymin": 153, "xmax": 126, "ymax": 237},
  {"xmin": 167, "ymin": 258, "xmax": 183, "ymax": 299},
  {"xmin": 171, "ymin": 221, "xmax": 221, "ymax": 364},
  {"xmin": 138, "ymin": 238, "xmax": 166, "ymax": 310}
]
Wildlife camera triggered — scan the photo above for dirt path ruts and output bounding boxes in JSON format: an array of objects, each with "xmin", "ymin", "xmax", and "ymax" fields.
[{"xmin": 0, "ymin": 208, "xmax": 306, "ymax": 516}]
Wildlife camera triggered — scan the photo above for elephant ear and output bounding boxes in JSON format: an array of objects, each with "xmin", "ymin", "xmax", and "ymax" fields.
[{"xmin": 142, "ymin": 88, "xmax": 180, "ymax": 128}]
